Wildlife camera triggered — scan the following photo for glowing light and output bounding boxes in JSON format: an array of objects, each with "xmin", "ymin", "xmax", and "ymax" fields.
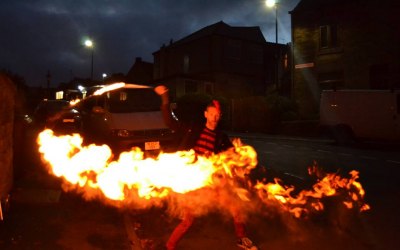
[
  {"xmin": 93, "ymin": 82, "xmax": 126, "ymax": 95},
  {"xmin": 84, "ymin": 39, "xmax": 93, "ymax": 47},
  {"xmin": 265, "ymin": 0, "xmax": 276, "ymax": 8}
]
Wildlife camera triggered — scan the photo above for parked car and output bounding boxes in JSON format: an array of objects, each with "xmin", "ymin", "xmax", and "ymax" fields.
[
  {"xmin": 45, "ymin": 106, "xmax": 82, "ymax": 134},
  {"xmin": 32, "ymin": 99, "xmax": 70, "ymax": 129},
  {"xmin": 319, "ymin": 89, "xmax": 400, "ymax": 143},
  {"xmin": 56, "ymin": 82, "xmax": 175, "ymax": 155}
]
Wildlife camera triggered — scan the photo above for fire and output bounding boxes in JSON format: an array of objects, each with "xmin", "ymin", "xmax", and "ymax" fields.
[
  {"xmin": 37, "ymin": 129, "xmax": 257, "ymax": 202},
  {"xmin": 69, "ymin": 98, "xmax": 81, "ymax": 105},
  {"xmin": 37, "ymin": 129, "xmax": 369, "ymax": 217},
  {"xmin": 254, "ymin": 168, "xmax": 370, "ymax": 218},
  {"xmin": 93, "ymin": 82, "xmax": 126, "ymax": 96}
]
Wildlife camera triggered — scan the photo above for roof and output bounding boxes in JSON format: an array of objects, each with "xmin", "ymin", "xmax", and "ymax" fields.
[
  {"xmin": 126, "ymin": 57, "xmax": 153, "ymax": 84},
  {"xmin": 167, "ymin": 21, "xmax": 266, "ymax": 47}
]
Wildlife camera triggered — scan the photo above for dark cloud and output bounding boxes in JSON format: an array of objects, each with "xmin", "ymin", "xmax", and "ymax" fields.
[{"xmin": 0, "ymin": 0, "xmax": 300, "ymax": 87}]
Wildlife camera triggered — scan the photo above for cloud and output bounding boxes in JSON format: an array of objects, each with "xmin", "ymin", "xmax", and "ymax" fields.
[{"xmin": 0, "ymin": 0, "xmax": 300, "ymax": 87}]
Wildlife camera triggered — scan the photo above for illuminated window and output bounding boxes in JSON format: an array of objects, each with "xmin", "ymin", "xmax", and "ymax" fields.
[
  {"xmin": 284, "ymin": 53, "xmax": 288, "ymax": 69},
  {"xmin": 120, "ymin": 91, "xmax": 127, "ymax": 101},
  {"xmin": 56, "ymin": 91, "xmax": 64, "ymax": 100}
]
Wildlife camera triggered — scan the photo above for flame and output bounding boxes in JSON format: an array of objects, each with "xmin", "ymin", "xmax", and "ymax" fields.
[
  {"xmin": 93, "ymin": 82, "xmax": 125, "ymax": 95},
  {"xmin": 37, "ymin": 129, "xmax": 257, "ymax": 202},
  {"xmin": 37, "ymin": 129, "xmax": 370, "ymax": 218},
  {"xmin": 69, "ymin": 98, "xmax": 81, "ymax": 105},
  {"xmin": 254, "ymin": 168, "xmax": 370, "ymax": 218}
]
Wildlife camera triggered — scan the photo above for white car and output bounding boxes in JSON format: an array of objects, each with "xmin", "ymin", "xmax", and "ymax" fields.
[{"xmin": 62, "ymin": 82, "xmax": 175, "ymax": 155}]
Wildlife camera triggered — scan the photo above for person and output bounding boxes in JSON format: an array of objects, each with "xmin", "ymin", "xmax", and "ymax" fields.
[{"xmin": 154, "ymin": 85, "xmax": 257, "ymax": 250}]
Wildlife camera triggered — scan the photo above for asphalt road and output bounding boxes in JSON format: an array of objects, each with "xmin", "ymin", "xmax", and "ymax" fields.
[{"xmin": 1, "ymin": 129, "xmax": 399, "ymax": 250}]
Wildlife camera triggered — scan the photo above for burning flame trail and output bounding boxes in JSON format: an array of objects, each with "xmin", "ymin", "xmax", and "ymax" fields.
[{"xmin": 37, "ymin": 129, "xmax": 369, "ymax": 218}]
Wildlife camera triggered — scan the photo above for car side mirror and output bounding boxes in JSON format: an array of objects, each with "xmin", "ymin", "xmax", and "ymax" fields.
[{"xmin": 92, "ymin": 106, "xmax": 105, "ymax": 114}]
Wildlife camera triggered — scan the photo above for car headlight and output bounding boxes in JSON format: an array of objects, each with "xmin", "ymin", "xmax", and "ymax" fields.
[{"xmin": 24, "ymin": 115, "xmax": 33, "ymax": 124}]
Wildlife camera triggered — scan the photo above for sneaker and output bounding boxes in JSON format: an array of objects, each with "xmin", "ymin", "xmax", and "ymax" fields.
[{"xmin": 237, "ymin": 237, "xmax": 258, "ymax": 250}]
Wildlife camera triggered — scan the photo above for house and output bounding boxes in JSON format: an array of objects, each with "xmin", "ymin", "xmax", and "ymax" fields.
[
  {"xmin": 125, "ymin": 57, "xmax": 153, "ymax": 85},
  {"xmin": 152, "ymin": 21, "xmax": 287, "ymax": 101},
  {"xmin": 290, "ymin": 0, "xmax": 400, "ymax": 118}
]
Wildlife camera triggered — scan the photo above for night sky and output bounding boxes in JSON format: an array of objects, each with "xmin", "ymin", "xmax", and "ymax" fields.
[{"xmin": 0, "ymin": 0, "xmax": 300, "ymax": 87}]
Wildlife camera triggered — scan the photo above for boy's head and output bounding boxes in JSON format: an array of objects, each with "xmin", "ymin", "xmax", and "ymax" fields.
[{"xmin": 204, "ymin": 100, "xmax": 221, "ymax": 130}]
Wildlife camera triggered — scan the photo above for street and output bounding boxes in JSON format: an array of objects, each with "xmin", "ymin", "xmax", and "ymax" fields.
[
  {"xmin": 1, "ymin": 129, "xmax": 399, "ymax": 250},
  {"xmin": 237, "ymin": 133, "xmax": 400, "ymax": 250}
]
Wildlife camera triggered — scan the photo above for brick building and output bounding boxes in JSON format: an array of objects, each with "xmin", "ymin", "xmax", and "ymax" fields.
[
  {"xmin": 290, "ymin": 0, "xmax": 400, "ymax": 118},
  {"xmin": 152, "ymin": 21, "xmax": 287, "ymax": 101}
]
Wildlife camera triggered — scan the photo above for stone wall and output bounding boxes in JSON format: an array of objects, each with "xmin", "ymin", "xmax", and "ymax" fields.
[{"xmin": 0, "ymin": 73, "xmax": 15, "ymax": 200}]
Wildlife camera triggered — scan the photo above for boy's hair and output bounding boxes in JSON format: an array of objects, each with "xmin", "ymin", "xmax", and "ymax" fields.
[{"xmin": 207, "ymin": 99, "xmax": 221, "ymax": 112}]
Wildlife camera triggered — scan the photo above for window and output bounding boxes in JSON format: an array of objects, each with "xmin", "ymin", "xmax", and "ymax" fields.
[
  {"xmin": 184, "ymin": 80, "xmax": 198, "ymax": 93},
  {"xmin": 183, "ymin": 55, "xmax": 190, "ymax": 73},
  {"xmin": 284, "ymin": 53, "xmax": 288, "ymax": 69},
  {"xmin": 225, "ymin": 39, "xmax": 241, "ymax": 60},
  {"xmin": 56, "ymin": 91, "xmax": 63, "ymax": 100},
  {"xmin": 106, "ymin": 88, "xmax": 160, "ymax": 113},
  {"xmin": 320, "ymin": 25, "xmax": 338, "ymax": 49},
  {"xmin": 120, "ymin": 91, "xmax": 127, "ymax": 101}
]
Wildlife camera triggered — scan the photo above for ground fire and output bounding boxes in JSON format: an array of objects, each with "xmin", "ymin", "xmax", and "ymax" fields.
[{"xmin": 37, "ymin": 129, "xmax": 370, "ymax": 218}]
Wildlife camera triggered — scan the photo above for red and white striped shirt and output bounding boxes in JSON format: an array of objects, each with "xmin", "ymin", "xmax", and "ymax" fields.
[{"xmin": 193, "ymin": 127, "xmax": 216, "ymax": 155}]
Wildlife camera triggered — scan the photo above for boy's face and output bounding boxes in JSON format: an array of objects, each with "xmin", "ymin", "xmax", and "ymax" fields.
[{"xmin": 204, "ymin": 106, "xmax": 221, "ymax": 130}]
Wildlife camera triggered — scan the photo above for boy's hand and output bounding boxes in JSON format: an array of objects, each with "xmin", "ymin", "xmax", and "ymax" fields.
[{"xmin": 154, "ymin": 85, "xmax": 168, "ymax": 96}]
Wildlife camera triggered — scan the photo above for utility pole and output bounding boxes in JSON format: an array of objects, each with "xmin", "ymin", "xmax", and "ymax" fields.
[{"xmin": 46, "ymin": 70, "xmax": 51, "ymax": 99}]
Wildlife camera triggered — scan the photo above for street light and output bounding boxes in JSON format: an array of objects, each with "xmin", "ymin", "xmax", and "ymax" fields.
[
  {"xmin": 102, "ymin": 73, "xmax": 107, "ymax": 83},
  {"xmin": 266, "ymin": 0, "xmax": 279, "ymax": 90},
  {"xmin": 84, "ymin": 39, "xmax": 94, "ymax": 80},
  {"xmin": 265, "ymin": 0, "xmax": 278, "ymax": 44}
]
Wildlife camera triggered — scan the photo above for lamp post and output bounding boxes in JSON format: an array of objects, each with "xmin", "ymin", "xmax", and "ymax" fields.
[
  {"xmin": 102, "ymin": 73, "xmax": 107, "ymax": 83},
  {"xmin": 84, "ymin": 39, "xmax": 94, "ymax": 80},
  {"xmin": 266, "ymin": 0, "xmax": 279, "ymax": 90}
]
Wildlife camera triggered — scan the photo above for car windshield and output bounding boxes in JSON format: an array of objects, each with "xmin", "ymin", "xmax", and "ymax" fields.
[{"xmin": 106, "ymin": 88, "xmax": 161, "ymax": 113}]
